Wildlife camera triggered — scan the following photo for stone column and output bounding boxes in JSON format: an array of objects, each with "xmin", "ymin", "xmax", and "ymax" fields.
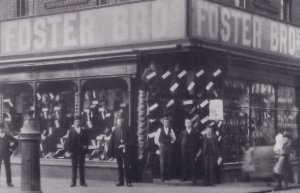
[{"xmin": 20, "ymin": 115, "xmax": 42, "ymax": 193}]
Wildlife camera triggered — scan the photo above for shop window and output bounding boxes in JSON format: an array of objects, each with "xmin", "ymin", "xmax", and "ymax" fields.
[
  {"xmin": 223, "ymin": 79, "xmax": 249, "ymax": 162},
  {"xmin": 37, "ymin": 81, "xmax": 77, "ymax": 159},
  {"xmin": 2, "ymin": 84, "xmax": 34, "ymax": 135},
  {"xmin": 281, "ymin": 0, "xmax": 292, "ymax": 21},
  {"xmin": 250, "ymin": 83, "xmax": 275, "ymax": 146},
  {"xmin": 81, "ymin": 77, "xmax": 128, "ymax": 161},
  {"xmin": 277, "ymin": 87, "xmax": 297, "ymax": 137}
]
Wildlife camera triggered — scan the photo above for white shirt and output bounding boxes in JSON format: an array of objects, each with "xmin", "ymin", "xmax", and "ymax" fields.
[
  {"xmin": 154, "ymin": 127, "xmax": 176, "ymax": 146},
  {"xmin": 186, "ymin": 127, "xmax": 192, "ymax": 134},
  {"xmin": 75, "ymin": 127, "xmax": 81, "ymax": 134},
  {"xmin": 0, "ymin": 132, "xmax": 5, "ymax": 138}
]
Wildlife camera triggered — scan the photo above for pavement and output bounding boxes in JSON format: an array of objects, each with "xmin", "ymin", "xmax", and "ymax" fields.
[{"xmin": 0, "ymin": 177, "xmax": 300, "ymax": 193}]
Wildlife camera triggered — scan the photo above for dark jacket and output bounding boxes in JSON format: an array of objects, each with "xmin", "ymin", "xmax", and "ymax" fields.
[
  {"xmin": 179, "ymin": 128, "xmax": 201, "ymax": 154},
  {"xmin": 0, "ymin": 133, "xmax": 18, "ymax": 157},
  {"xmin": 202, "ymin": 133, "xmax": 219, "ymax": 156},
  {"xmin": 107, "ymin": 125, "xmax": 132, "ymax": 158},
  {"xmin": 67, "ymin": 127, "xmax": 90, "ymax": 154}
]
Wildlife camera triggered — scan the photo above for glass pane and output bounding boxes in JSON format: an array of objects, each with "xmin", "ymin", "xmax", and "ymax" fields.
[
  {"xmin": 278, "ymin": 87, "xmax": 297, "ymax": 138},
  {"xmin": 223, "ymin": 79, "xmax": 249, "ymax": 162},
  {"xmin": 251, "ymin": 83, "xmax": 275, "ymax": 146}
]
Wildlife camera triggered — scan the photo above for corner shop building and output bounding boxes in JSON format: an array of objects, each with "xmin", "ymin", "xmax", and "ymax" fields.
[{"xmin": 0, "ymin": 0, "xmax": 300, "ymax": 182}]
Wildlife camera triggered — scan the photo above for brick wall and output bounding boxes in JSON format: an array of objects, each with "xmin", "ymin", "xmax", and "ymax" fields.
[
  {"xmin": 291, "ymin": 0, "xmax": 300, "ymax": 26},
  {"xmin": 0, "ymin": 0, "xmax": 17, "ymax": 20}
]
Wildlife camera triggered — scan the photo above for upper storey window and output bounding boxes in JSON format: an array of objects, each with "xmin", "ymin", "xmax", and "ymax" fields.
[{"xmin": 17, "ymin": 0, "xmax": 29, "ymax": 17}]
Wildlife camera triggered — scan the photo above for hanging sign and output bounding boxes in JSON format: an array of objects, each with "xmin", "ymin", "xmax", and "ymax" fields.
[{"xmin": 209, "ymin": 99, "xmax": 224, "ymax": 121}]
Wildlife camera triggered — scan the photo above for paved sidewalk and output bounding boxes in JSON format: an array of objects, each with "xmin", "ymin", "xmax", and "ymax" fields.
[{"xmin": 0, "ymin": 177, "xmax": 299, "ymax": 193}]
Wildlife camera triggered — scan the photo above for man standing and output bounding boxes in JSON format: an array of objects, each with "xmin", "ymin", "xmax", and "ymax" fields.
[
  {"xmin": 179, "ymin": 117, "xmax": 201, "ymax": 184},
  {"xmin": 0, "ymin": 123, "xmax": 18, "ymax": 187},
  {"xmin": 154, "ymin": 116, "xmax": 176, "ymax": 182},
  {"xmin": 108, "ymin": 112, "xmax": 133, "ymax": 187},
  {"xmin": 202, "ymin": 126, "xmax": 219, "ymax": 186},
  {"xmin": 67, "ymin": 116, "xmax": 89, "ymax": 187}
]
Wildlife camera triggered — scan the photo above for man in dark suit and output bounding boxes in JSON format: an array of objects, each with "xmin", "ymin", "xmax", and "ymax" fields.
[
  {"xmin": 0, "ymin": 123, "xmax": 18, "ymax": 187},
  {"xmin": 67, "ymin": 116, "xmax": 89, "ymax": 187},
  {"xmin": 179, "ymin": 117, "xmax": 201, "ymax": 183},
  {"xmin": 108, "ymin": 112, "xmax": 133, "ymax": 187},
  {"xmin": 201, "ymin": 126, "xmax": 219, "ymax": 186}
]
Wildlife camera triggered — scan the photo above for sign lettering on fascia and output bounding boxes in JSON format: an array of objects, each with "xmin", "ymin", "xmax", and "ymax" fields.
[
  {"xmin": 45, "ymin": 0, "xmax": 89, "ymax": 9},
  {"xmin": 0, "ymin": 0, "xmax": 185, "ymax": 56},
  {"xmin": 192, "ymin": 0, "xmax": 300, "ymax": 59}
]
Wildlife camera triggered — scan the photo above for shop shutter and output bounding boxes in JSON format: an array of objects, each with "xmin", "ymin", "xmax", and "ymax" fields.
[{"xmin": 291, "ymin": 0, "xmax": 300, "ymax": 25}]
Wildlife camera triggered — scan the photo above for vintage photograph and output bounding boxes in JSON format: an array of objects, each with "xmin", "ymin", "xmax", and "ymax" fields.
[{"xmin": 0, "ymin": 0, "xmax": 299, "ymax": 193}]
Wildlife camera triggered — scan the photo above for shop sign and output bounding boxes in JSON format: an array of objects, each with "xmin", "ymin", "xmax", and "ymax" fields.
[
  {"xmin": 45, "ymin": 0, "xmax": 89, "ymax": 9},
  {"xmin": 209, "ymin": 99, "xmax": 224, "ymax": 120},
  {"xmin": 191, "ymin": 0, "xmax": 300, "ymax": 59},
  {"xmin": 0, "ymin": 0, "xmax": 185, "ymax": 56}
]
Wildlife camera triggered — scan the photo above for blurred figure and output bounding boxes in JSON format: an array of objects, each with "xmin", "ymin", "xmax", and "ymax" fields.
[
  {"xmin": 273, "ymin": 131, "xmax": 293, "ymax": 190},
  {"xmin": 241, "ymin": 141, "xmax": 255, "ymax": 182},
  {"xmin": 0, "ymin": 123, "xmax": 18, "ymax": 187}
]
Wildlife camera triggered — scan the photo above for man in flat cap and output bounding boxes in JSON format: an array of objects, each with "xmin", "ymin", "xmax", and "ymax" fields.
[
  {"xmin": 0, "ymin": 123, "xmax": 18, "ymax": 187},
  {"xmin": 67, "ymin": 116, "xmax": 89, "ymax": 187}
]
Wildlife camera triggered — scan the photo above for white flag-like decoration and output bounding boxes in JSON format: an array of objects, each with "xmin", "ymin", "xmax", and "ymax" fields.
[
  {"xmin": 162, "ymin": 71, "xmax": 171, "ymax": 80},
  {"xmin": 166, "ymin": 99, "xmax": 175, "ymax": 108},
  {"xmin": 37, "ymin": 93, "xmax": 41, "ymax": 100},
  {"xmin": 170, "ymin": 83, "xmax": 179, "ymax": 92},
  {"xmin": 205, "ymin": 81, "xmax": 214, "ymax": 91},
  {"xmin": 50, "ymin": 93, "xmax": 54, "ymax": 100},
  {"xmin": 177, "ymin": 70, "xmax": 187, "ymax": 79},
  {"xmin": 201, "ymin": 116, "xmax": 209, "ymax": 124},
  {"xmin": 183, "ymin": 100, "xmax": 193, "ymax": 105},
  {"xmin": 149, "ymin": 103, "xmax": 159, "ymax": 112},
  {"xmin": 93, "ymin": 90, "xmax": 96, "ymax": 99},
  {"xmin": 217, "ymin": 157, "xmax": 222, "ymax": 165},
  {"xmin": 199, "ymin": 100, "xmax": 209, "ymax": 108},
  {"xmin": 218, "ymin": 121, "xmax": 222, "ymax": 128},
  {"xmin": 213, "ymin": 69, "xmax": 222, "ymax": 77},
  {"xmin": 188, "ymin": 81, "xmax": 195, "ymax": 91},
  {"xmin": 196, "ymin": 69, "xmax": 205, "ymax": 78},
  {"xmin": 146, "ymin": 72, "xmax": 157, "ymax": 80}
]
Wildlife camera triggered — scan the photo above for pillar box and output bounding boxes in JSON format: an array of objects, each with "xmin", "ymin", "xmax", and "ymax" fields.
[{"xmin": 20, "ymin": 115, "xmax": 42, "ymax": 193}]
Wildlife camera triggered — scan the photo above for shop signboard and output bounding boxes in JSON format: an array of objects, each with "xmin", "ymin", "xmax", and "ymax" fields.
[
  {"xmin": 191, "ymin": 0, "xmax": 300, "ymax": 59},
  {"xmin": 209, "ymin": 99, "xmax": 224, "ymax": 121},
  {"xmin": 0, "ymin": 0, "xmax": 185, "ymax": 56}
]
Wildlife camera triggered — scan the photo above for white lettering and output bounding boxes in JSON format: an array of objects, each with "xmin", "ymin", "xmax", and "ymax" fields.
[
  {"xmin": 208, "ymin": 4, "xmax": 218, "ymax": 40},
  {"xmin": 270, "ymin": 22, "xmax": 279, "ymax": 52},
  {"xmin": 18, "ymin": 20, "xmax": 31, "ymax": 52},
  {"xmin": 220, "ymin": 7, "xmax": 231, "ymax": 42},
  {"xmin": 131, "ymin": 4, "xmax": 149, "ymax": 41},
  {"xmin": 152, "ymin": 1, "xmax": 168, "ymax": 39},
  {"xmin": 231, "ymin": 10, "xmax": 241, "ymax": 44},
  {"xmin": 33, "ymin": 18, "xmax": 47, "ymax": 50},
  {"xmin": 112, "ymin": 6, "xmax": 129, "ymax": 42},
  {"xmin": 196, "ymin": 1, "xmax": 207, "ymax": 37},
  {"xmin": 253, "ymin": 15, "xmax": 262, "ymax": 49},
  {"xmin": 242, "ymin": 12, "xmax": 251, "ymax": 46},
  {"xmin": 3, "ymin": 22, "xmax": 17, "ymax": 54},
  {"xmin": 63, "ymin": 13, "xmax": 78, "ymax": 47},
  {"xmin": 288, "ymin": 27, "xmax": 296, "ymax": 56},
  {"xmin": 47, "ymin": 15, "xmax": 62, "ymax": 49},
  {"xmin": 79, "ymin": 11, "xmax": 95, "ymax": 46},
  {"xmin": 279, "ymin": 24, "xmax": 287, "ymax": 55}
]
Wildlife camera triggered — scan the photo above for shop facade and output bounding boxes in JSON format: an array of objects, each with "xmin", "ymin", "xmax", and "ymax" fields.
[{"xmin": 0, "ymin": 0, "xmax": 300, "ymax": 182}]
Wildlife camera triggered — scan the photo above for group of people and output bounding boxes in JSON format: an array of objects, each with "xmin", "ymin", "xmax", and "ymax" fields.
[
  {"xmin": 152, "ymin": 116, "xmax": 220, "ymax": 186},
  {"xmin": 67, "ymin": 113, "xmax": 133, "ymax": 187}
]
